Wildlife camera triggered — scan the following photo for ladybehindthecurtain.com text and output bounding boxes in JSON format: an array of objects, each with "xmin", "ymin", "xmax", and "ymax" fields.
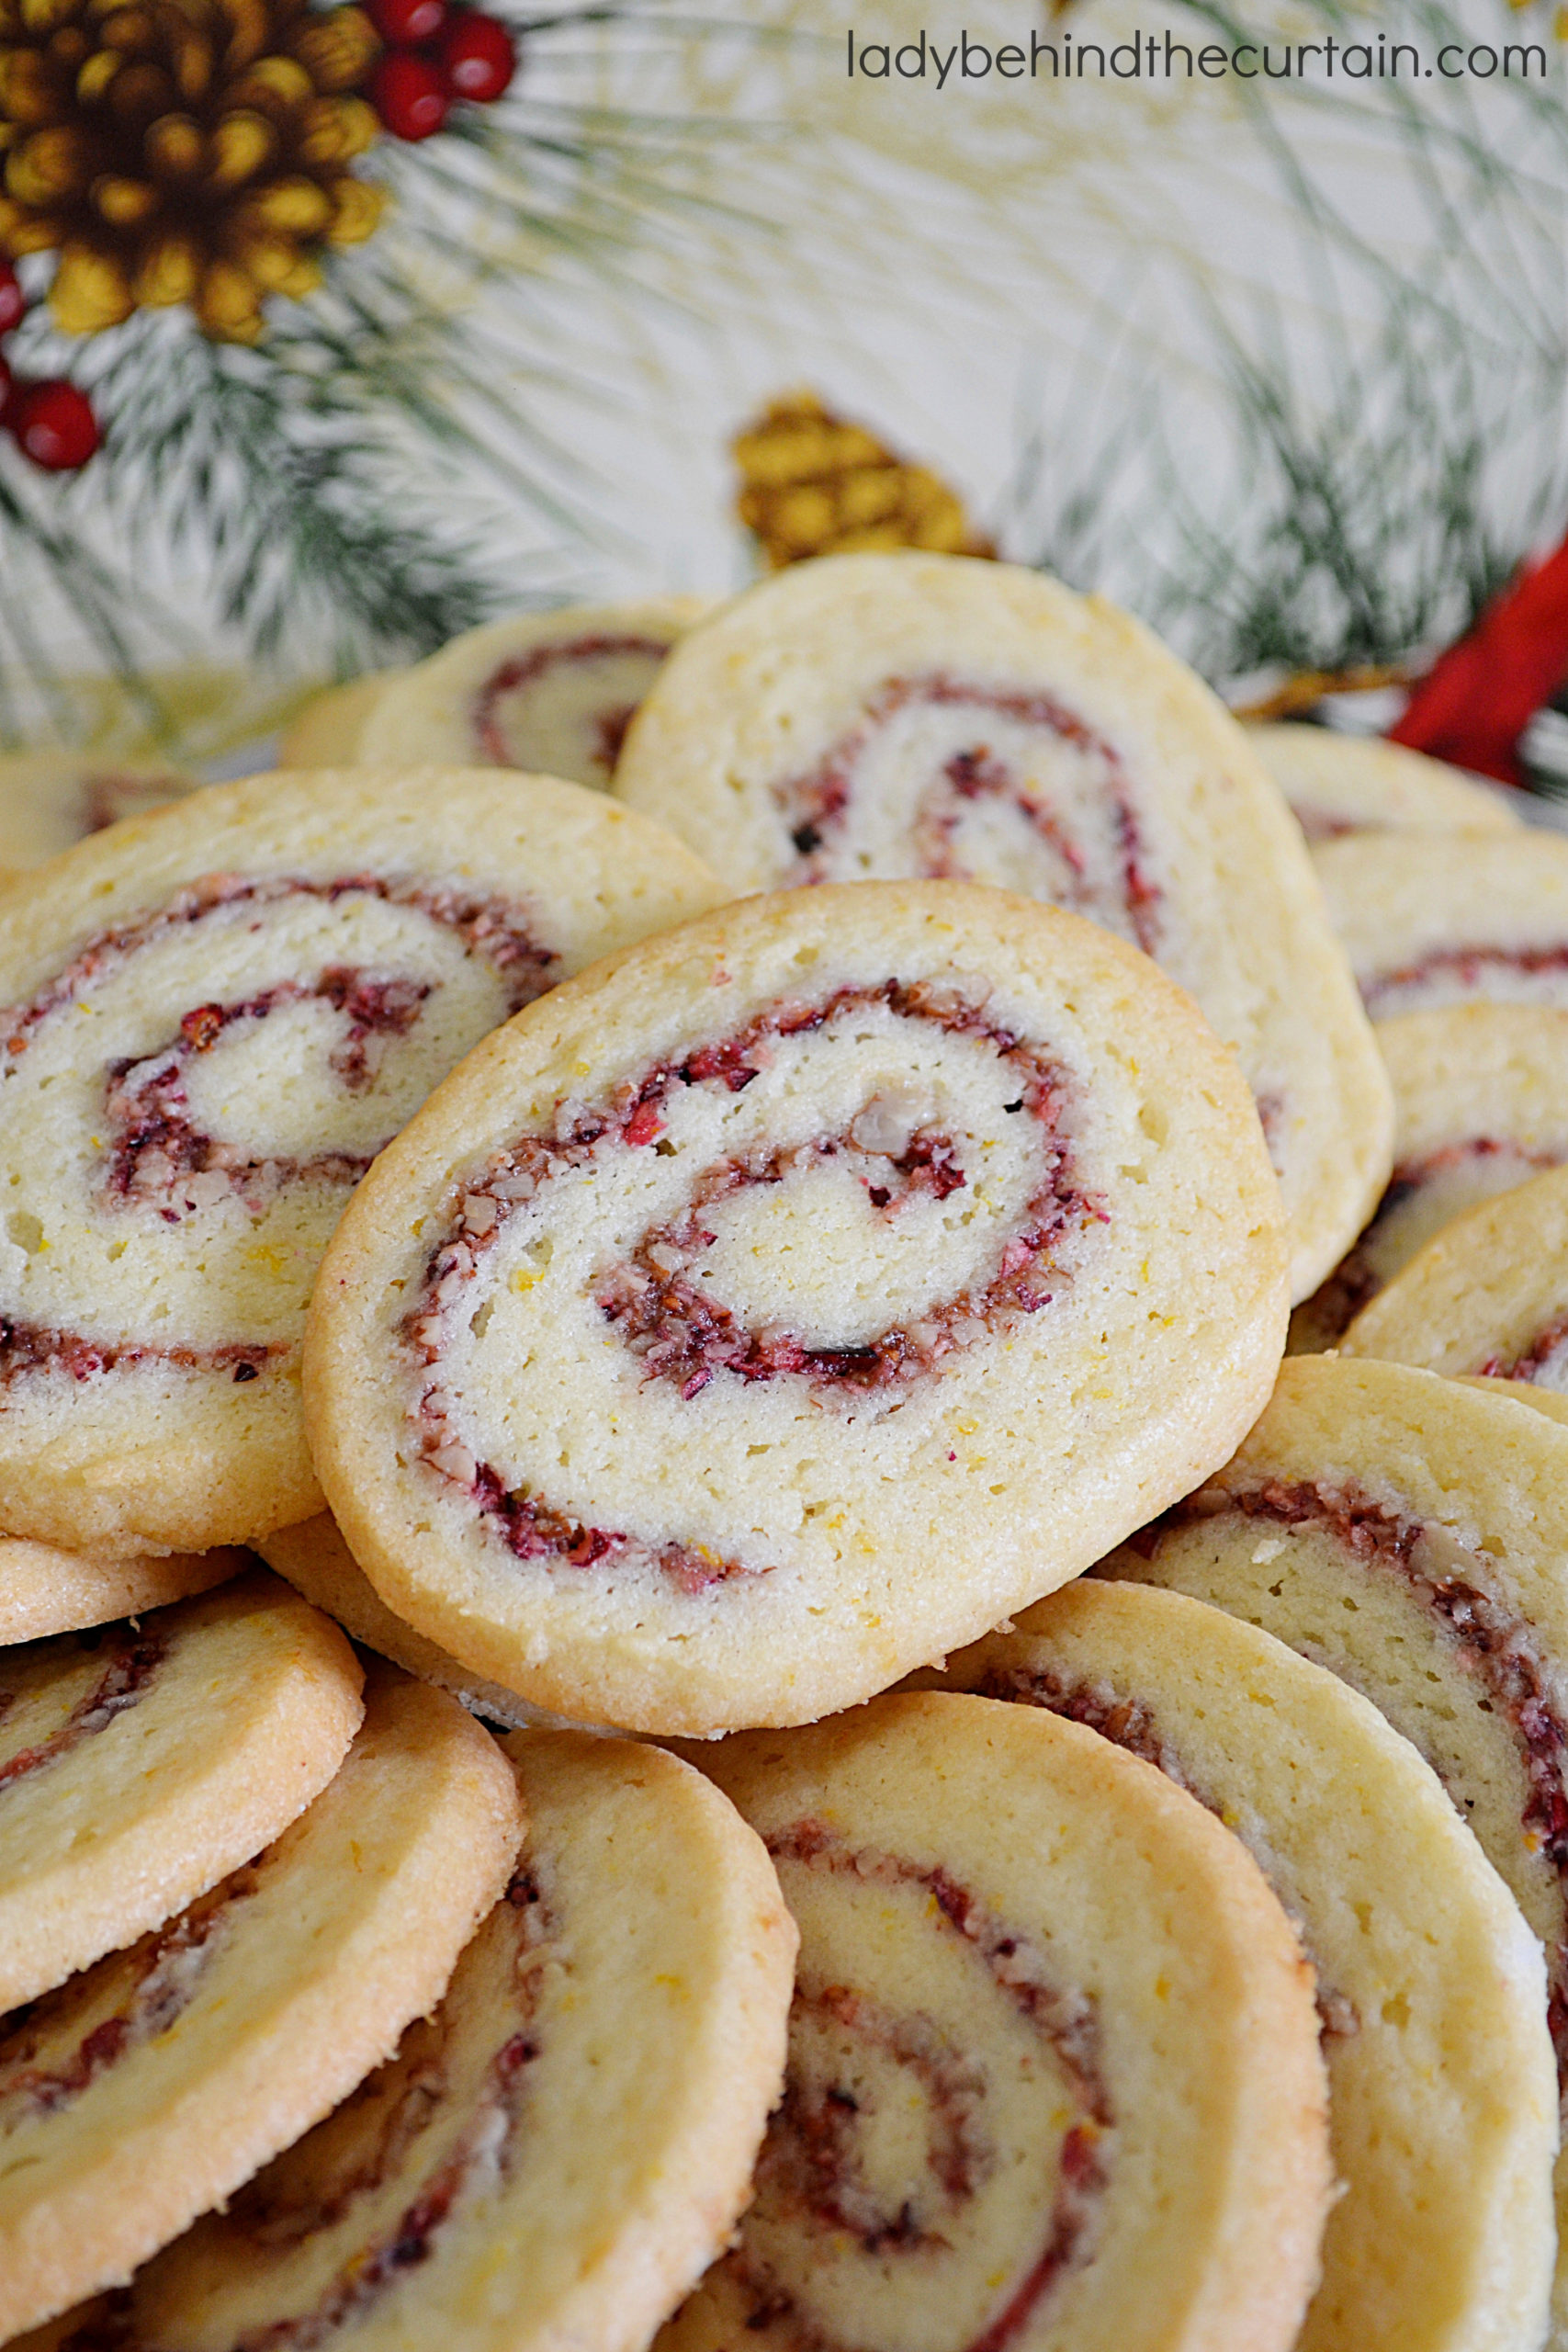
[{"xmin": 844, "ymin": 27, "xmax": 1549, "ymax": 79}]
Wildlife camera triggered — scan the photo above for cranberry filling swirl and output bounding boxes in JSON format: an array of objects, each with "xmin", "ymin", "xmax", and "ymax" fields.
[
  {"xmin": 50, "ymin": 1870, "xmax": 551, "ymax": 2352},
  {"xmin": 400, "ymin": 979, "xmax": 1101, "ymax": 1595},
  {"xmin": 773, "ymin": 674, "xmax": 1161, "ymax": 955},
  {"xmin": 701, "ymin": 1819, "xmax": 1111, "ymax": 2351},
  {"xmin": 0, "ymin": 1626, "xmax": 168, "ymax": 1798},
  {"xmin": 1362, "ymin": 944, "xmax": 1568, "ymax": 1019},
  {"xmin": 1181, "ymin": 1479, "xmax": 1568, "ymax": 2081},
  {"xmin": 0, "ymin": 872, "xmax": 553, "ymax": 1396},
  {"xmin": 471, "ymin": 632, "xmax": 673, "ymax": 777}
]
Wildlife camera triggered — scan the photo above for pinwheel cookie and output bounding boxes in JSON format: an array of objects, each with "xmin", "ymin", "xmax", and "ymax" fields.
[
  {"xmin": 1107, "ymin": 1353, "xmax": 1568, "ymax": 2346},
  {"xmin": 1289, "ymin": 1004, "xmax": 1568, "ymax": 1351},
  {"xmin": 0, "ymin": 1568, "xmax": 363, "ymax": 2011},
  {"xmin": 0, "ymin": 753, "xmax": 197, "ymax": 874},
  {"xmin": 1244, "ymin": 724, "xmax": 1518, "ymax": 841},
  {"xmin": 0, "ymin": 1536, "xmax": 242, "ymax": 1643},
  {"xmin": 0, "ymin": 1664, "xmax": 522, "ymax": 2339},
  {"xmin": 31, "ymin": 1730, "xmax": 796, "ymax": 2352},
  {"xmin": 939, "ymin": 1581, "xmax": 1555, "ymax": 2352},
  {"xmin": 1315, "ymin": 829, "xmax": 1568, "ymax": 1018},
  {"xmin": 1341, "ymin": 1160, "xmax": 1568, "ymax": 1386},
  {"xmin": 614, "ymin": 551, "xmax": 1391, "ymax": 1299},
  {"xmin": 276, "ymin": 672, "xmax": 404, "ymax": 766},
  {"xmin": 0, "ymin": 767, "xmax": 726, "ymax": 1555},
  {"xmin": 305, "ymin": 881, "xmax": 1289, "ymax": 1736},
  {"xmin": 356, "ymin": 598, "xmax": 713, "ymax": 790},
  {"xmin": 660, "ymin": 1691, "xmax": 1330, "ymax": 2352},
  {"xmin": 259, "ymin": 1510, "xmax": 600, "ymax": 1732}
]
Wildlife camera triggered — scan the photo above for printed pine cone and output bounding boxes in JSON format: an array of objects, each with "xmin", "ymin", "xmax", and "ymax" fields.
[
  {"xmin": 0, "ymin": 0, "xmax": 385, "ymax": 343},
  {"xmin": 733, "ymin": 390, "xmax": 993, "ymax": 571}
]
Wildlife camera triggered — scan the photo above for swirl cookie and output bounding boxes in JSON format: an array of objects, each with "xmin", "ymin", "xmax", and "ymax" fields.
[
  {"xmin": 276, "ymin": 673, "xmax": 403, "ymax": 767},
  {"xmin": 1315, "ymin": 830, "xmax": 1568, "ymax": 1019},
  {"xmin": 305, "ymin": 881, "xmax": 1289, "ymax": 1736},
  {"xmin": 0, "ymin": 1537, "xmax": 242, "ymax": 1643},
  {"xmin": 0, "ymin": 1663, "xmax": 522, "ymax": 2338},
  {"xmin": 659, "ymin": 1690, "xmax": 1331, "ymax": 2352},
  {"xmin": 941, "ymin": 1581, "xmax": 1555, "ymax": 2352},
  {"xmin": 1106, "ymin": 1353, "xmax": 1568, "ymax": 2346},
  {"xmin": 1341, "ymin": 1162, "xmax": 1568, "ymax": 1386},
  {"xmin": 613, "ymin": 551, "xmax": 1391, "ymax": 1300},
  {"xmin": 355, "ymin": 599, "xmax": 712, "ymax": 790},
  {"xmin": 0, "ymin": 767, "xmax": 726, "ymax": 1556},
  {"xmin": 1289, "ymin": 1004, "xmax": 1568, "ymax": 1351},
  {"xmin": 258, "ymin": 1511, "xmax": 599, "ymax": 1732},
  {"xmin": 0, "ymin": 1568, "xmax": 364, "ymax": 2011},
  {"xmin": 32, "ymin": 1728, "xmax": 796, "ymax": 2352},
  {"xmin": 0, "ymin": 755, "xmax": 197, "ymax": 875},
  {"xmin": 1244, "ymin": 724, "xmax": 1519, "ymax": 841}
]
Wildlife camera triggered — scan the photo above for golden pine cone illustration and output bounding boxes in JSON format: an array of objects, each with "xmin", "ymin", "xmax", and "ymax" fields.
[
  {"xmin": 733, "ymin": 390, "xmax": 993, "ymax": 571},
  {"xmin": 0, "ymin": 0, "xmax": 385, "ymax": 344}
]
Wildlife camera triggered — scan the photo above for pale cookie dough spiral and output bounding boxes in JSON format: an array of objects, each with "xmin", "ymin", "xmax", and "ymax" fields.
[{"xmin": 305, "ymin": 883, "xmax": 1289, "ymax": 1736}]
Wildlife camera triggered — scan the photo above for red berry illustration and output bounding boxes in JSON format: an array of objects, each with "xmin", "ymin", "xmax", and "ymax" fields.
[
  {"xmin": 367, "ymin": 0, "xmax": 447, "ymax": 45},
  {"xmin": 0, "ymin": 264, "xmax": 23, "ymax": 339},
  {"xmin": 369, "ymin": 50, "xmax": 450, "ymax": 140},
  {"xmin": 8, "ymin": 379, "xmax": 100, "ymax": 470},
  {"xmin": 437, "ymin": 11, "xmax": 515, "ymax": 103}
]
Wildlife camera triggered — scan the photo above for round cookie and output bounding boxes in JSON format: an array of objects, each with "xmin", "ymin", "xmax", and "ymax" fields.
[
  {"xmin": 356, "ymin": 599, "xmax": 713, "ymax": 790},
  {"xmin": 660, "ymin": 1690, "xmax": 1331, "ymax": 2352},
  {"xmin": 0, "ymin": 1662, "xmax": 523, "ymax": 2339},
  {"xmin": 0, "ymin": 1567, "xmax": 363, "ymax": 2011},
  {"xmin": 1342, "ymin": 1160, "xmax": 1568, "ymax": 1386},
  {"xmin": 258, "ymin": 1510, "xmax": 601, "ymax": 1732},
  {"xmin": 614, "ymin": 551, "xmax": 1392, "ymax": 1301},
  {"xmin": 1245, "ymin": 724, "xmax": 1519, "ymax": 841},
  {"xmin": 0, "ymin": 767, "xmax": 728, "ymax": 1556},
  {"xmin": 1314, "ymin": 829, "xmax": 1568, "ymax": 1018},
  {"xmin": 304, "ymin": 881, "xmax": 1289, "ymax": 1736},
  {"xmin": 1105, "ymin": 1353, "xmax": 1568, "ymax": 2349},
  {"xmin": 0, "ymin": 1538, "xmax": 243, "ymax": 1643},
  {"xmin": 276, "ymin": 673, "xmax": 404, "ymax": 767},
  {"xmin": 1289, "ymin": 1003, "xmax": 1568, "ymax": 1351},
  {"xmin": 0, "ymin": 755, "xmax": 197, "ymax": 874},
  {"xmin": 35, "ymin": 1729, "xmax": 796, "ymax": 2352},
  {"xmin": 937, "ymin": 1581, "xmax": 1555, "ymax": 2352}
]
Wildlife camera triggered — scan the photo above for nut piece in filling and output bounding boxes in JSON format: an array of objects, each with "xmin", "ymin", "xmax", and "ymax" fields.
[
  {"xmin": 27, "ymin": 1730, "xmax": 795, "ymax": 2352},
  {"xmin": 1314, "ymin": 830, "xmax": 1568, "ymax": 1019},
  {"xmin": 1243, "ymin": 725, "xmax": 1520, "ymax": 842},
  {"xmin": 932, "ymin": 1581, "xmax": 1554, "ymax": 2352},
  {"xmin": 613, "ymin": 550, "xmax": 1391, "ymax": 1301},
  {"xmin": 1107, "ymin": 1353, "xmax": 1568, "ymax": 2348},
  {"xmin": 658, "ymin": 1691, "xmax": 1330, "ymax": 2352},
  {"xmin": 0, "ymin": 1569, "xmax": 364, "ymax": 2012},
  {"xmin": 355, "ymin": 599, "xmax": 713, "ymax": 791},
  {"xmin": 0, "ymin": 1666, "xmax": 523, "ymax": 2341},
  {"xmin": 304, "ymin": 881, "xmax": 1289, "ymax": 1736},
  {"xmin": 1288, "ymin": 1002, "xmax": 1568, "ymax": 1352},
  {"xmin": 1341, "ymin": 1160, "xmax": 1568, "ymax": 1390},
  {"xmin": 0, "ymin": 768, "xmax": 728, "ymax": 1555}
]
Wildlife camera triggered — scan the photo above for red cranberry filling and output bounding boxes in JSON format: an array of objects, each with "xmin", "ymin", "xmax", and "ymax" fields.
[
  {"xmin": 402, "ymin": 982, "xmax": 1099, "ymax": 1589},
  {"xmin": 715, "ymin": 1820, "xmax": 1111, "ymax": 2348},
  {"xmin": 0, "ymin": 873, "xmax": 554, "ymax": 1396},
  {"xmin": 470, "ymin": 632, "xmax": 671, "ymax": 771},
  {"xmin": 1478, "ymin": 1308, "xmax": 1568, "ymax": 1385},
  {"xmin": 1189, "ymin": 1477, "xmax": 1568, "ymax": 2078},
  {"xmin": 0, "ymin": 1861, "xmax": 261, "ymax": 2123},
  {"xmin": 774, "ymin": 674, "xmax": 1160, "ymax": 955},
  {"xmin": 1297, "ymin": 1138, "xmax": 1562, "ymax": 1344},
  {"xmin": 0, "ymin": 1625, "xmax": 167, "ymax": 1796},
  {"xmin": 1362, "ymin": 943, "xmax": 1568, "ymax": 1016}
]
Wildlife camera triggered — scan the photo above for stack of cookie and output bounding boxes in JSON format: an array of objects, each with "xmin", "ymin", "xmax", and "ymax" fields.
[{"xmin": 2, "ymin": 550, "xmax": 1565, "ymax": 2350}]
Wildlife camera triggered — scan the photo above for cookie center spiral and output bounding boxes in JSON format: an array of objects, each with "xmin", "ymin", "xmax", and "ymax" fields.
[{"xmin": 471, "ymin": 634, "xmax": 672, "ymax": 784}]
